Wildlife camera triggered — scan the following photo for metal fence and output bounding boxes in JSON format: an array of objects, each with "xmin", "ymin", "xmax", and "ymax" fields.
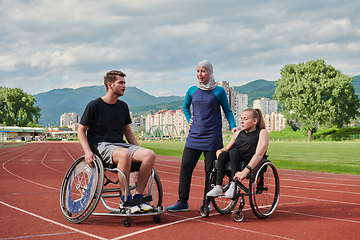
[{"xmin": 269, "ymin": 135, "xmax": 360, "ymax": 142}]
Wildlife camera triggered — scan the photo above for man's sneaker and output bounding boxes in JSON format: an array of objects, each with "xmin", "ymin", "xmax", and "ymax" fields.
[
  {"xmin": 120, "ymin": 194, "xmax": 132, "ymax": 208},
  {"xmin": 140, "ymin": 203, "xmax": 152, "ymax": 211},
  {"xmin": 166, "ymin": 200, "xmax": 189, "ymax": 212},
  {"xmin": 133, "ymin": 194, "xmax": 152, "ymax": 212},
  {"xmin": 128, "ymin": 205, "xmax": 141, "ymax": 214},
  {"xmin": 120, "ymin": 194, "xmax": 141, "ymax": 213},
  {"xmin": 225, "ymin": 181, "xmax": 239, "ymax": 198},
  {"xmin": 206, "ymin": 185, "xmax": 223, "ymax": 197}
]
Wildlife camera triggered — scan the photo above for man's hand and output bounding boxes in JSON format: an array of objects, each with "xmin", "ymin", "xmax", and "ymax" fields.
[{"xmin": 84, "ymin": 151, "xmax": 95, "ymax": 168}]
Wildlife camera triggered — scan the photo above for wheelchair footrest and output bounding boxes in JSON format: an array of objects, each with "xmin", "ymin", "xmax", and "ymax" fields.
[{"xmin": 123, "ymin": 196, "xmax": 153, "ymax": 207}]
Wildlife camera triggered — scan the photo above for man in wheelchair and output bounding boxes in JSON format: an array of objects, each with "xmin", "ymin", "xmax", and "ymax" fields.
[{"xmin": 77, "ymin": 70, "xmax": 156, "ymax": 214}]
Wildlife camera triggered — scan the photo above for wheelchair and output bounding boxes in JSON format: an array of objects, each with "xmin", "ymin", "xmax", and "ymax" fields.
[
  {"xmin": 199, "ymin": 156, "xmax": 280, "ymax": 222},
  {"xmin": 60, "ymin": 144, "xmax": 165, "ymax": 227}
]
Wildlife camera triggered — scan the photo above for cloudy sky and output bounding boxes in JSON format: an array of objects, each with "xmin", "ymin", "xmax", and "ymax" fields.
[{"xmin": 1, "ymin": 0, "xmax": 359, "ymax": 97}]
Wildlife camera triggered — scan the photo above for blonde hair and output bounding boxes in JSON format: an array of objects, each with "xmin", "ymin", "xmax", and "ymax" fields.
[{"xmin": 244, "ymin": 108, "xmax": 266, "ymax": 130}]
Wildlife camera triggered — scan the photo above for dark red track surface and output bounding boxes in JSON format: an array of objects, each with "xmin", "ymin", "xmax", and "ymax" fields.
[{"xmin": 1, "ymin": 142, "xmax": 359, "ymax": 239}]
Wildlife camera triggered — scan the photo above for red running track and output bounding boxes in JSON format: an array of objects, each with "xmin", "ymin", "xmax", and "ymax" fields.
[{"xmin": 0, "ymin": 142, "xmax": 359, "ymax": 239}]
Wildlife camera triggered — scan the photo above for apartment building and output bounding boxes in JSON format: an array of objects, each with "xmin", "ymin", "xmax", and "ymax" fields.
[
  {"xmin": 143, "ymin": 82, "xmax": 285, "ymax": 137},
  {"xmin": 130, "ymin": 115, "xmax": 146, "ymax": 133},
  {"xmin": 217, "ymin": 81, "xmax": 248, "ymax": 130},
  {"xmin": 60, "ymin": 112, "xmax": 80, "ymax": 130},
  {"xmin": 253, "ymin": 98, "xmax": 277, "ymax": 114},
  {"xmin": 263, "ymin": 112, "xmax": 286, "ymax": 132}
]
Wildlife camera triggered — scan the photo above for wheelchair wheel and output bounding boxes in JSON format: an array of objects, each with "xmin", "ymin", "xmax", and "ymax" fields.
[
  {"xmin": 60, "ymin": 156, "xmax": 104, "ymax": 223},
  {"xmin": 232, "ymin": 209, "xmax": 245, "ymax": 222},
  {"xmin": 129, "ymin": 169, "xmax": 163, "ymax": 207},
  {"xmin": 249, "ymin": 159, "xmax": 280, "ymax": 219},
  {"xmin": 209, "ymin": 171, "xmax": 238, "ymax": 214}
]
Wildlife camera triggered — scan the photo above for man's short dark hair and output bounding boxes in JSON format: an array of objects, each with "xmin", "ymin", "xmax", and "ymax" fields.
[{"xmin": 104, "ymin": 70, "xmax": 126, "ymax": 89}]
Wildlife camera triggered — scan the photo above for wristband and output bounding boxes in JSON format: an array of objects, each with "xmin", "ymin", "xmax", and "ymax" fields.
[{"xmin": 246, "ymin": 165, "xmax": 252, "ymax": 172}]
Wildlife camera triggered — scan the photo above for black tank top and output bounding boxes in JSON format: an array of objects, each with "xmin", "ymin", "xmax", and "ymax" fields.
[{"xmin": 233, "ymin": 129, "xmax": 261, "ymax": 159}]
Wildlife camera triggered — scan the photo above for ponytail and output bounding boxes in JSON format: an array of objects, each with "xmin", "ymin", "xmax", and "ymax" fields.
[{"xmin": 244, "ymin": 108, "xmax": 266, "ymax": 130}]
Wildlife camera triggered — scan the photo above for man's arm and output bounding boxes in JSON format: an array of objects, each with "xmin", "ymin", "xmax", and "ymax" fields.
[
  {"xmin": 77, "ymin": 123, "xmax": 95, "ymax": 167},
  {"xmin": 124, "ymin": 124, "xmax": 139, "ymax": 146}
]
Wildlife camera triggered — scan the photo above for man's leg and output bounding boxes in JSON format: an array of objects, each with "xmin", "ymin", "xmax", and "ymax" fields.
[
  {"xmin": 132, "ymin": 148, "xmax": 156, "ymax": 195},
  {"xmin": 112, "ymin": 147, "xmax": 132, "ymax": 197}
]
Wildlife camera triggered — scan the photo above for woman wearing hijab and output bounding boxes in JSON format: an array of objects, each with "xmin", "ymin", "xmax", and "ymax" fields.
[{"xmin": 166, "ymin": 60, "xmax": 239, "ymax": 212}]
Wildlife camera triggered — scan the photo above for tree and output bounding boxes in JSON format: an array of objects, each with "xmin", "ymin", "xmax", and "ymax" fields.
[
  {"xmin": 275, "ymin": 59, "xmax": 360, "ymax": 141},
  {"xmin": 0, "ymin": 87, "xmax": 41, "ymax": 127}
]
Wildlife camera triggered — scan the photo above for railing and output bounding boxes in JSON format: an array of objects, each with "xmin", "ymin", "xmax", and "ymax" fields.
[{"xmin": 269, "ymin": 135, "xmax": 360, "ymax": 142}]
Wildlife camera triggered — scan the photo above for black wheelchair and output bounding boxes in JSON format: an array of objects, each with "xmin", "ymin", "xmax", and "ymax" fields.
[
  {"xmin": 199, "ymin": 156, "xmax": 280, "ymax": 222},
  {"xmin": 60, "ymin": 144, "xmax": 165, "ymax": 227}
]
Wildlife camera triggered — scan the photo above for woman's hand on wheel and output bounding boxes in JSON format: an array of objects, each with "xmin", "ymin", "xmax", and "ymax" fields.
[{"xmin": 234, "ymin": 168, "xmax": 250, "ymax": 182}]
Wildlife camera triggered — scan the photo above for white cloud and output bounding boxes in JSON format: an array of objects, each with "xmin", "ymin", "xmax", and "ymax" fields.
[{"xmin": 1, "ymin": 0, "xmax": 360, "ymax": 96}]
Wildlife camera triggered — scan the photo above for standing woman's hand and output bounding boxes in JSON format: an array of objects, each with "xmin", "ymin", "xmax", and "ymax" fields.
[
  {"xmin": 189, "ymin": 116, "xmax": 193, "ymax": 126},
  {"xmin": 232, "ymin": 127, "xmax": 241, "ymax": 133}
]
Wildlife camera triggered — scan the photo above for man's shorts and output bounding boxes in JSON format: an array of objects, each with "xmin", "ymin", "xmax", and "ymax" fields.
[{"xmin": 97, "ymin": 142, "xmax": 142, "ymax": 165}]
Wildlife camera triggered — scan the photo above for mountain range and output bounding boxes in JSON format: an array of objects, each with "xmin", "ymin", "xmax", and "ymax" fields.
[{"xmin": 34, "ymin": 76, "xmax": 360, "ymax": 126}]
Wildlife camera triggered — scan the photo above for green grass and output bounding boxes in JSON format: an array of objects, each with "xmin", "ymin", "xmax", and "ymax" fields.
[
  {"xmin": 267, "ymin": 141, "xmax": 360, "ymax": 175},
  {"xmin": 139, "ymin": 140, "xmax": 360, "ymax": 175}
]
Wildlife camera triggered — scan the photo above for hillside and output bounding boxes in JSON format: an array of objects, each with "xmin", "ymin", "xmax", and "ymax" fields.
[
  {"xmin": 34, "ymin": 86, "xmax": 183, "ymax": 126},
  {"xmin": 34, "ymin": 76, "xmax": 359, "ymax": 126},
  {"xmin": 233, "ymin": 79, "xmax": 276, "ymax": 107}
]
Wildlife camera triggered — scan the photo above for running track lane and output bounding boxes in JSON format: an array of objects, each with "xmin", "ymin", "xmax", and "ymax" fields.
[{"xmin": 0, "ymin": 142, "xmax": 359, "ymax": 239}]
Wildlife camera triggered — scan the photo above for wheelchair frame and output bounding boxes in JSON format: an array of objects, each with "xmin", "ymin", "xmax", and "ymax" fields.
[
  {"xmin": 200, "ymin": 157, "xmax": 280, "ymax": 222},
  {"xmin": 60, "ymin": 155, "xmax": 165, "ymax": 227}
]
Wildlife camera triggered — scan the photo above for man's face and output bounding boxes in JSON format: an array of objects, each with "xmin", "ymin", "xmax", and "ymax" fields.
[{"xmin": 111, "ymin": 75, "xmax": 126, "ymax": 97}]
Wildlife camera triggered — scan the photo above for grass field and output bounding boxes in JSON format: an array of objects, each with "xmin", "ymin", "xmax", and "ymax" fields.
[{"xmin": 139, "ymin": 141, "xmax": 360, "ymax": 175}]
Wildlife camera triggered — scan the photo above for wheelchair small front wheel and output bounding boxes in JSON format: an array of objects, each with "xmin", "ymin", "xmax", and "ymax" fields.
[
  {"xmin": 199, "ymin": 205, "xmax": 209, "ymax": 218},
  {"xmin": 232, "ymin": 209, "xmax": 245, "ymax": 222},
  {"xmin": 153, "ymin": 215, "xmax": 161, "ymax": 223},
  {"xmin": 123, "ymin": 218, "xmax": 131, "ymax": 227}
]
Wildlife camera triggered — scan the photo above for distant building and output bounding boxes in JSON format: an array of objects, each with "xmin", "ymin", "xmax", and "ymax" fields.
[
  {"xmin": 264, "ymin": 113, "xmax": 286, "ymax": 132},
  {"xmin": 217, "ymin": 81, "xmax": 248, "ymax": 131},
  {"xmin": 1, "ymin": 126, "xmax": 45, "ymax": 141},
  {"xmin": 233, "ymin": 93, "xmax": 248, "ymax": 128},
  {"xmin": 60, "ymin": 112, "xmax": 80, "ymax": 130},
  {"xmin": 130, "ymin": 114, "xmax": 146, "ymax": 133},
  {"xmin": 253, "ymin": 98, "xmax": 277, "ymax": 114}
]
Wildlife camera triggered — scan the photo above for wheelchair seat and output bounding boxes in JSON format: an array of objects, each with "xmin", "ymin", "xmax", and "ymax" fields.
[{"xmin": 88, "ymin": 142, "xmax": 141, "ymax": 172}]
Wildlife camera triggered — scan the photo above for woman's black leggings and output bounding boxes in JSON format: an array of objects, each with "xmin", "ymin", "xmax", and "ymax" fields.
[
  {"xmin": 216, "ymin": 148, "xmax": 250, "ymax": 185},
  {"xmin": 178, "ymin": 146, "xmax": 216, "ymax": 203}
]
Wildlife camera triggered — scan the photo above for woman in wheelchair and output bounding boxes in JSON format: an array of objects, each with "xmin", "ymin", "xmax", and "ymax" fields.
[{"xmin": 206, "ymin": 108, "xmax": 269, "ymax": 198}]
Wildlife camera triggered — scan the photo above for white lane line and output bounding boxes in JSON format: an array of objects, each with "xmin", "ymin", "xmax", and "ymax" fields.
[
  {"xmin": 111, "ymin": 211, "xmax": 294, "ymax": 240},
  {"xmin": 0, "ymin": 201, "xmax": 107, "ymax": 240},
  {"xmin": 277, "ymin": 209, "xmax": 360, "ymax": 224}
]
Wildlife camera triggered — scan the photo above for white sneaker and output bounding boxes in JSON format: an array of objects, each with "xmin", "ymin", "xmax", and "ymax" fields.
[
  {"xmin": 129, "ymin": 205, "xmax": 141, "ymax": 213},
  {"xmin": 206, "ymin": 185, "xmax": 223, "ymax": 197},
  {"xmin": 208, "ymin": 203, "xmax": 212, "ymax": 212},
  {"xmin": 140, "ymin": 203, "xmax": 152, "ymax": 212},
  {"xmin": 225, "ymin": 181, "xmax": 237, "ymax": 198}
]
